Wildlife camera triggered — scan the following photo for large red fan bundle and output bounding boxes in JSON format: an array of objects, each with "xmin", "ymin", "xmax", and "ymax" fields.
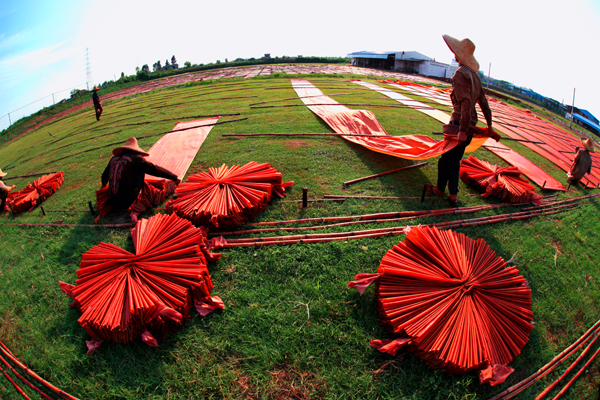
[
  {"xmin": 359, "ymin": 226, "xmax": 533, "ymax": 385},
  {"xmin": 59, "ymin": 213, "xmax": 223, "ymax": 351},
  {"xmin": 166, "ymin": 161, "xmax": 294, "ymax": 230},
  {"xmin": 6, "ymin": 171, "xmax": 64, "ymax": 213},
  {"xmin": 460, "ymin": 156, "xmax": 541, "ymax": 205},
  {"xmin": 95, "ymin": 179, "xmax": 176, "ymax": 222}
]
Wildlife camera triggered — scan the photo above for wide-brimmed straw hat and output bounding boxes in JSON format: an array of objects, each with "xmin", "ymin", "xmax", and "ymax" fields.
[
  {"xmin": 93, "ymin": 86, "xmax": 99, "ymax": 91},
  {"xmin": 0, "ymin": 168, "xmax": 6, "ymax": 177},
  {"xmin": 112, "ymin": 137, "xmax": 149, "ymax": 156},
  {"xmin": 443, "ymin": 34, "xmax": 480, "ymax": 73},
  {"xmin": 582, "ymin": 137, "xmax": 595, "ymax": 153}
]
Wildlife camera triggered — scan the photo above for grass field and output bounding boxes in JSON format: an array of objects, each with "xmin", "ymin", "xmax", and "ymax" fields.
[{"xmin": 0, "ymin": 68, "xmax": 599, "ymax": 399}]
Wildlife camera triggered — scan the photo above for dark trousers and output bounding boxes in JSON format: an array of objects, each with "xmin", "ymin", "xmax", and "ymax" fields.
[
  {"xmin": 94, "ymin": 104, "xmax": 103, "ymax": 121},
  {"xmin": 437, "ymin": 134, "xmax": 472, "ymax": 195},
  {"xmin": 0, "ymin": 191, "xmax": 7, "ymax": 212}
]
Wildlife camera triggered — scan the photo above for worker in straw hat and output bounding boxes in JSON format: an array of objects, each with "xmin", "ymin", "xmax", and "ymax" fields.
[
  {"xmin": 425, "ymin": 34, "xmax": 499, "ymax": 207},
  {"xmin": 100, "ymin": 137, "xmax": 179, "ymax": 221},
  {"xmin": 92, "ymin": 86, "xmax": 103, "ymax": 121},
  {"xmin": 567, "ymin": 137, "xmax": 595, "ymax": 185},
  {"xmin": 0, "ymin": 168, "xmax": 16, "ymax": 212}
]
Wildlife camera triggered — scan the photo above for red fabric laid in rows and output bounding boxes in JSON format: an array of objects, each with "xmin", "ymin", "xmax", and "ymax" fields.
[
  {"xmin": 5, "ymin": 171, "xmax": 64, "ymax": 213},
  {"xmin": 361, "ymin": 226, "xmax": 533, "ymax": 385},
  {"xmin": 382, "ymin": 80, "xmax": 574, "ymax": 190},
  {"xmin": 460, "ymin": 156, "xmax": 542, "ymax": 205},
  {"xmin": 354, "ymin": 79, "xmax": 565, "ymax": 191},
  {"xmin": 291, "ymin": 79, "xmax": 496, "ymax": 161},
  {"xmin": 59, "ymin": 213, "xmax": 223, "ymax": 351},
  {"xmin": 166, "ymin": 161, "xmax": 294, "ymax": 230}
]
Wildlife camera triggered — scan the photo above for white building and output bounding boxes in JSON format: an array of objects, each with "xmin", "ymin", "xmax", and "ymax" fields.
[{"xmin": 348, "ymin": 50, "xmax": 458, "ymax": 79}]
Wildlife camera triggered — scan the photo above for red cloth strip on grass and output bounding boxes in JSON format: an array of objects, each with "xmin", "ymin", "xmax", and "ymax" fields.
[
  {"xmin": 372, "ymin": 225, "xmax": 533, "ymax": 384},
  {"xmin": 380, "ymin": 80, "xmax": 570, "ymax": 190},
  {"xmin": 354, "ymin": 80, "xmax": 565, "ymax": 191},
  {"xmin": 145, "ymin": 117, "xmax": 219, "ymax": 180},
  {"xmin": 460, "ymin": 156, "xmax": 542, "ymax": 205},
  {"xmin": 290, "ymin": 79, "xmax": 495, "ymax": 160},
  {"xmin": 166, "ymin": 161, "xmax": 294, "ymax": 230},
  {"xmin": 6, "ymin": 172, "xmax": 64, "ymax": 213},
  {"xmin": 59, "ymin": 213, "xmax": 223, "ymax": 347}
]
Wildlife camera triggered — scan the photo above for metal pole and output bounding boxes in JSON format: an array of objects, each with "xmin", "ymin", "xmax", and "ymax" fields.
[
  {"xmin": 7, "ymin": 113, "xmax": 11, "ymax": 126},
  {"xmin": 570, "ymin": 88, "xmax": 576, "ymax": 128},
  {"xmin": 302, "ymin": 187, "xmax": 308, "ymax": 208},
  {"xmin": 487, "ymin": 63, "xmax": 491, "ymax": 89},
  {"xmin": 52, "ymin": 93, "xmax": 55, "ymax": 105}
]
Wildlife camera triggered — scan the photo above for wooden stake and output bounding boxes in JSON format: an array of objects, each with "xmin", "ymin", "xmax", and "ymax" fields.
[
  {"xmin": 344, "ymin": 162, "xmax": 428, "ymax": 186},
  {"xmin": 302, "ymin": 188, "xmax": 308, "ymax": 208},
  {"xmin": 88, "ymin": 201, "xmax": 95, "ymax": 216}
]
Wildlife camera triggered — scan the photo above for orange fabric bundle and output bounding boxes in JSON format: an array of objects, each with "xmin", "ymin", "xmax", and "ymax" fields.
[
  {"xmin": 460, "ymin": 156, "xmax": 542, "ymax": 205},
  {"xmin": 6, "ymin": 172, "xmax": 64, "ymax": 213},
  {"xmin": 95, "ymin": 179, "xmax": 176, "ymax": 221},
  {"xmin": 59, "ymin": 213, "xmax": 223, "ymax": 351},
  {"xmin": 372, "ymin": 226, "xmax": 533, "ymax": 385},
  {"xmin": 166, "ymin": 161, "xmax": 294, "ymax": 230}
]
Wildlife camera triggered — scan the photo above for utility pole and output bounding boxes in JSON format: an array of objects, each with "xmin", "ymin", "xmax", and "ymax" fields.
[
  {"xmin": 487, "ymin": 63, "xmax": 491, "ymax": 89},
  {"xmin": 85, "ymin": 48, "xmax": 93, "ymax": 90},
  {"xmin": 52, "ymin": 93, "xmax": 55, "ymax": 105},
  {"xmin": 569, "ymin": 88, "xmax": 576, "ymax": 128}
]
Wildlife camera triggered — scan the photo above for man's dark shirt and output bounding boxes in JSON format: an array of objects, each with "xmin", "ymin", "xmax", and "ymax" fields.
[
  {"xmin": 101, "ymin": 150, "xmax": 177, "ymax": 209},
  {"xmin": 92, "ymin": 91, "xmax": 100, "ymax": 106}
]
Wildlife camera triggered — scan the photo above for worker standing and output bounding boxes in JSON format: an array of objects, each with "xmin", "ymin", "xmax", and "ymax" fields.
[
  {"xmin": 567, "ymin": 137, "xmax": 594, "ymax": 185},
  {"xmin": 92, "ymin": 86, "xmax": 103, "ymax": 121},
  {"xmin": 0, "ymin": 169, "xmax": 16, "ymax": 212},
  {"xmin": 425, "ymin": 35, "xmax": 498, "ymax": 207}
]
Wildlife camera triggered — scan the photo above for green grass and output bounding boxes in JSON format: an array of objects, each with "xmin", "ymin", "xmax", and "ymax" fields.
[{"xmin": 0, "ymin": 71, "xmax": 599, "ymax": 399}]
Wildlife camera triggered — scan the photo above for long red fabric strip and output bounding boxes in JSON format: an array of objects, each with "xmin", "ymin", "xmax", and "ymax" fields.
[
  {"xmin": 354, "ymin": 80, "xmax": 565, "ymax": 191},
  {"xmin": 145, "ymin": 117, "xmax": 219, "ymax": 180},
  {"xmin": 383, "ymin": 80, "xmax": 579, "ymax": 190},
  {"xmin": 290, "ymin": 79, "xmax": 493, "ymax": 161}
]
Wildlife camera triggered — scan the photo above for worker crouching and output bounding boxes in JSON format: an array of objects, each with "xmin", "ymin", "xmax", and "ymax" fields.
[
  {"xmin": 96, "ymin": 137, "xmax": 179, "ymax": 223},
  {"xmin": 567, "ymin": 137, "xmax": 595, "ymax": 185}
]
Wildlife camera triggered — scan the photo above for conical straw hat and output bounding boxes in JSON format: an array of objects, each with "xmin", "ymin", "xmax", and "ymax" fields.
[
  {"xmin": 582, "ymin": 137, "xmax": 595, "ymax": 153},
  {"xmin": 112, "ymin": 137, "xmax": 149, "ymax": 156},
  {"xmin": 443, "ymin": 34, "xmax": 480, "ymax": 73}
]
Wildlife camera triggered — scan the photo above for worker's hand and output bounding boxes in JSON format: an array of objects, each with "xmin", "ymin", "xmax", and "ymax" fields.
[
  {"xmin": 488, "ymin": 126, "xmax": 501, "ymax": 142},
  {"xmin": 11, "ymin": 185, "xmax": 16, "ymax": 189},
  {"xmin": 457, "ymin": 131, "xmax": 467, "ymax": 144}
]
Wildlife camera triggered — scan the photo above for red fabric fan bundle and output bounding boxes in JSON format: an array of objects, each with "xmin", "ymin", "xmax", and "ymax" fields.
[
  {"xmin": 363, "ymin": 226, "xmax": 533, "ymax": 385},
  {"xmin": 59, "ymin": 213, "xmax": 223, "ymax": 351},
  {"xmin": 166, "ymin": 161, "xmax": 294, "ymax": 230},
  {"xmin": 94, "ymin": 179, "xmax": 176, "ymax": 222},
  {"xmin": 6, "ymin": 172, "xmax": 64, "ymax": 213},
  {"xmin": 460, "ymin": 156, "xmax": 542, "ymax": 205}
]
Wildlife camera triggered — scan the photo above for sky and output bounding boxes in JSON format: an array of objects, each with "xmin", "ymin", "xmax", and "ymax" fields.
[{"xmin": 1, "ymin": 0, "xmax": 599, "ymax": 132}]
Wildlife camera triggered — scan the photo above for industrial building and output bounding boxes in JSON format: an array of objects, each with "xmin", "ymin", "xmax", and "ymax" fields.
[{"xmin": 347, "ymin": 50, "xmax": 457, "ymax": 78}]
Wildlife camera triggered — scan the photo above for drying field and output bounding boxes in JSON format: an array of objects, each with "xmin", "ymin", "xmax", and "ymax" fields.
[{"xmin": 0, "ymin": 65, "xmax": 599, "ymax": 399}]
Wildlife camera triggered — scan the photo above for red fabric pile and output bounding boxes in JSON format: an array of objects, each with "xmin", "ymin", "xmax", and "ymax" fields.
[
  {"xmin": 166, "ymin": 161, "xmax": 294, "ymax": 230},
  {"xmin": 460, "ymin": 156, "xmax": 542, "ymax": 205},
  {"xmin": 5, "ymin": 172, "xmax": 64, "ymax": 213},
  {"xmin": 359, "ymin": 226, "xmax": 533, "ymax": 385},
  {"xmin": 59, "ymin": 213, "xmax": 223, "ymax": 352},
  {"xmin": 95, "ymin": 179, "xmax": 176, "ymax": 222}
]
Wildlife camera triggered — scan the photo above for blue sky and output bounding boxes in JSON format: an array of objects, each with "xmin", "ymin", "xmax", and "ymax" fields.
[{"xmin": 1, "ymin": 0, "xmax": 599, "ymax": 132}]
